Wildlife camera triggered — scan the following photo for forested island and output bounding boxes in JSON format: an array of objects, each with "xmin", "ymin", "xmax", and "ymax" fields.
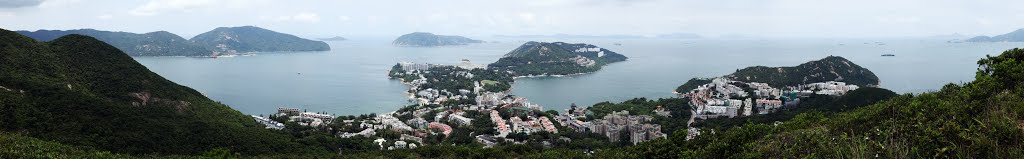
[
  {"xmin": 392, "ymin": 32, "xmax": 482, "ymax": 47},
  {"xmin": 488, "ymin": 41, "xmax": 628, "ymax": 76}
]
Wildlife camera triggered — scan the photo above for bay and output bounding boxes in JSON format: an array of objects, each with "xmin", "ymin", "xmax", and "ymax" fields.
[{"xmin": 134, "ymin": 38, "xmax": 1024, "ymax": 115}]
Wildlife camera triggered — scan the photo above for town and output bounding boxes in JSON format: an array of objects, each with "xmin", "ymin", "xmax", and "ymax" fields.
[
  {"xmin": 680, "ymin": 77, "xmax": 863, "ymax": 139},
  {"xmin": 248, "ymin": 65, "xmax": 868, "ymax": 151}
]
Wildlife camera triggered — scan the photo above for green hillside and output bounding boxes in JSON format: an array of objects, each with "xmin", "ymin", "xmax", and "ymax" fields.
[
  {"xmin": 0, "ymin": 28, "xmax": 326, "ymax": 155},
  {"xmin": 677, "ymin": 56, "xmax": 879, "ymax": 93}
]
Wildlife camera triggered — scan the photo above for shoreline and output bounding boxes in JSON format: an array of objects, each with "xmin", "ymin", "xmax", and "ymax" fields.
[{"xmin": 511, "ymin": 72, "xmax": 592, "ymax": 79}]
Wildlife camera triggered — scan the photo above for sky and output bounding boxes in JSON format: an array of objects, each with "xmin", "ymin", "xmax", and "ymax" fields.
[{"xmin": 1, "ymin": 0, "xmax": 1023, "ymax": 39}]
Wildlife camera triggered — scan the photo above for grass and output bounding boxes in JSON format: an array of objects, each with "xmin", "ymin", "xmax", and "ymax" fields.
[{"xmin": 480, "ymin": 80, "xmax": 499, "ymax": 86}]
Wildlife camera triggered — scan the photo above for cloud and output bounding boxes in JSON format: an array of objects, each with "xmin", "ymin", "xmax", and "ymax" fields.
[
  {"xmin": 0, "ymin": 0, "xmax": 43, "ymax": 8},
  {"xmin": 262, "ymin": 12, "xmax": 321, "ymax": 23},
  {"xmin": 524, "ymin": 0, "xmax": 656, "ymax": 7},
  {"xmin": 518, "ymin": 13, "xmax": 535, "ymax": 21},
  {"xmin": 877, "ymin": 16, "xmax": 921, "ymax": 23},
  {"xmin": 292, "ymin": 12, "xmax": 320, "ymax": 23},
  {"xmin": 338, "ymin": 15, "xmax": 350, "ymax": 22},
  {"xmin": 129, "ymin": 0, "xmax": 258, "ymax": 16},
  {"xmin": 96, "ymin": 14, "xmax": 113, "ymax": 20},
  {"xmin": 38, "ymin": 0, "xmax": 80, "ymax": 8},
  {"xmin": 131, "ymin": 0, "xmax": 215, "ymax": 16}
]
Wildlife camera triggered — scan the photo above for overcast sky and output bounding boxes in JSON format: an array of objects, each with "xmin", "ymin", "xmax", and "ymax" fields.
[{"xmin": 1, "ymin": 0, "xmax": 1022, "ymax": 39}]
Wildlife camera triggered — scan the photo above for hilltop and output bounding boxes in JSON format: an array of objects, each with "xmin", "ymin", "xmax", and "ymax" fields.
[
  {"xmin": 16, "ymin": 29, "xmax": 210, "ymax": 56},
  {"xmin": 488, "ymin": 41, "xmax": 628, "ymax": 76},
  {"xmin": 189, "ymin": 26, "xmax": 330, "ymax": 54},
  {"xmin": 677, "ymin": 56, "xmax": 879, "ymax": 93},
  {"xmin": 392, "ymin": 32, "xmax": 482, "ymax": 47}
]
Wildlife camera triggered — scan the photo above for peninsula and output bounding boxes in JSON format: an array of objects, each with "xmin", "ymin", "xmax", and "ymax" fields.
[
  {"xmin": 488, "ymin": 41, "xmax": 628, "ymax": 76},
  {"xmin": 190, "ymin": 26, "xmax": 330, "ymax": 54}
]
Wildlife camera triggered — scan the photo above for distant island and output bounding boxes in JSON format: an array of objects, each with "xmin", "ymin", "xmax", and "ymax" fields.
[
  {"xmin": 676, "ymin": 56, "xmax": 879, "ymax": 93},
  {"xmin": 16, "ymin": 29, "xmax": 210, "ymax": 56},
  {"xmin": 492, "ymin": 33, "xmax": 702, "ymax": 39},
  {"xmin": 16, "ymin": 26, "xmax": 330, "ymax": 57},
  {"xmin": 190, "ymin": 26, "xmax": 330, "ymax": 54},
  {"xmin": 493, "ymin": 34, "xmax": 647, "ymax": 39},
  {"xmin": 966, "ymin": 28, "xmax": 1024, "ymax": 42},
  {"xmin": 656, "ymin": 33, "xmax": 702, "ymax": 39},
  {"xmin": 392, "ymin": 32, "xmax": 482, "ymax": 47},
  {"xmin": 319, "ymin": 36, "xmax": 347, "ymax": 41},
  {"xmin": 488, "ymin": 41, "xmax": 628, "ymax": 76}
]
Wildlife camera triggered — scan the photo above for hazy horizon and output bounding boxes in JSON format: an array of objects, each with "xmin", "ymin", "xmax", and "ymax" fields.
[{"xmin": 2, "ymin": 0, "xmax": 1022, "ymax": 39}]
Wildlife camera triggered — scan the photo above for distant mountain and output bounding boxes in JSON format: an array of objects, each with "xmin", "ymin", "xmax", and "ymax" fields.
[
  {"xmin": 966, "ymin": 28, "xmax": 1024, "ymax": 42},
  {"xmin": 656, "ymin": 33, "xmax": 702, "ymax": 39},
  {"xmin": 493, "ymin": 34, "xmax": 647, "ymax": 39},
  {"xmin": 493, "ymin": 33, "xmax": 701, "ymax": 39},
  {"xmin": 0, "ymin": 28, "xmax": 320, "ymax": 155},
  {"xmin": 319, "ymin": 36, "xmax": 347, "ymax": 41},
  {"xmin": 488, "ymin": 41, "xmax": 628, "ymax": 76},
  {"xmin": 16, "ymin": 29, "xmax": 211, "ymax": 56},
  {"xmin": 676, "ymin": 56, "xmax": 879, "ymax": 93},
  {"xmin": 190, "ymin": 26, "xmax": 330, "ymax": 54},
  {"xmin": 392, "ymin": 32, "xmax": 482, "ymax": 47}
]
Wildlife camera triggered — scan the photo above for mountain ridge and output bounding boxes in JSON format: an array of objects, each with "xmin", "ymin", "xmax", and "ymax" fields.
[{"xmin": 16, "ymin": 29, "xmax": 211, "ymax": 56}]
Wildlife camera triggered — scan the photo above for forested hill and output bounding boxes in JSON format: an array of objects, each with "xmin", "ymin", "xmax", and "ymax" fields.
[
  {"xmin": 488, "ymin": 41, "xmax": 628, "ymax": 76},
  {"xmin": 16, "ymin": 29, "xmax": 211, "ymax": 56},
  {"xmin": 189, "ymin": 26, "xmax": 330, "ymax": 54},
  {"xmin": 677, "ymin": 56, "xmax": 878, "ymax": 92},
  {"xmin": 0, "ymin": 28, "xmax": 324, "ymax": 155}
]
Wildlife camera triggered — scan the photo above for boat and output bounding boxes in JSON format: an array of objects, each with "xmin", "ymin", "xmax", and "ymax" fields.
[
  {"xmin": 881, "ymin": 54, "xmax": 895, "ymax": 57},
  {"xmin": 614, "ymin": 43, "xmax": 622, "ymax": 46}
]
